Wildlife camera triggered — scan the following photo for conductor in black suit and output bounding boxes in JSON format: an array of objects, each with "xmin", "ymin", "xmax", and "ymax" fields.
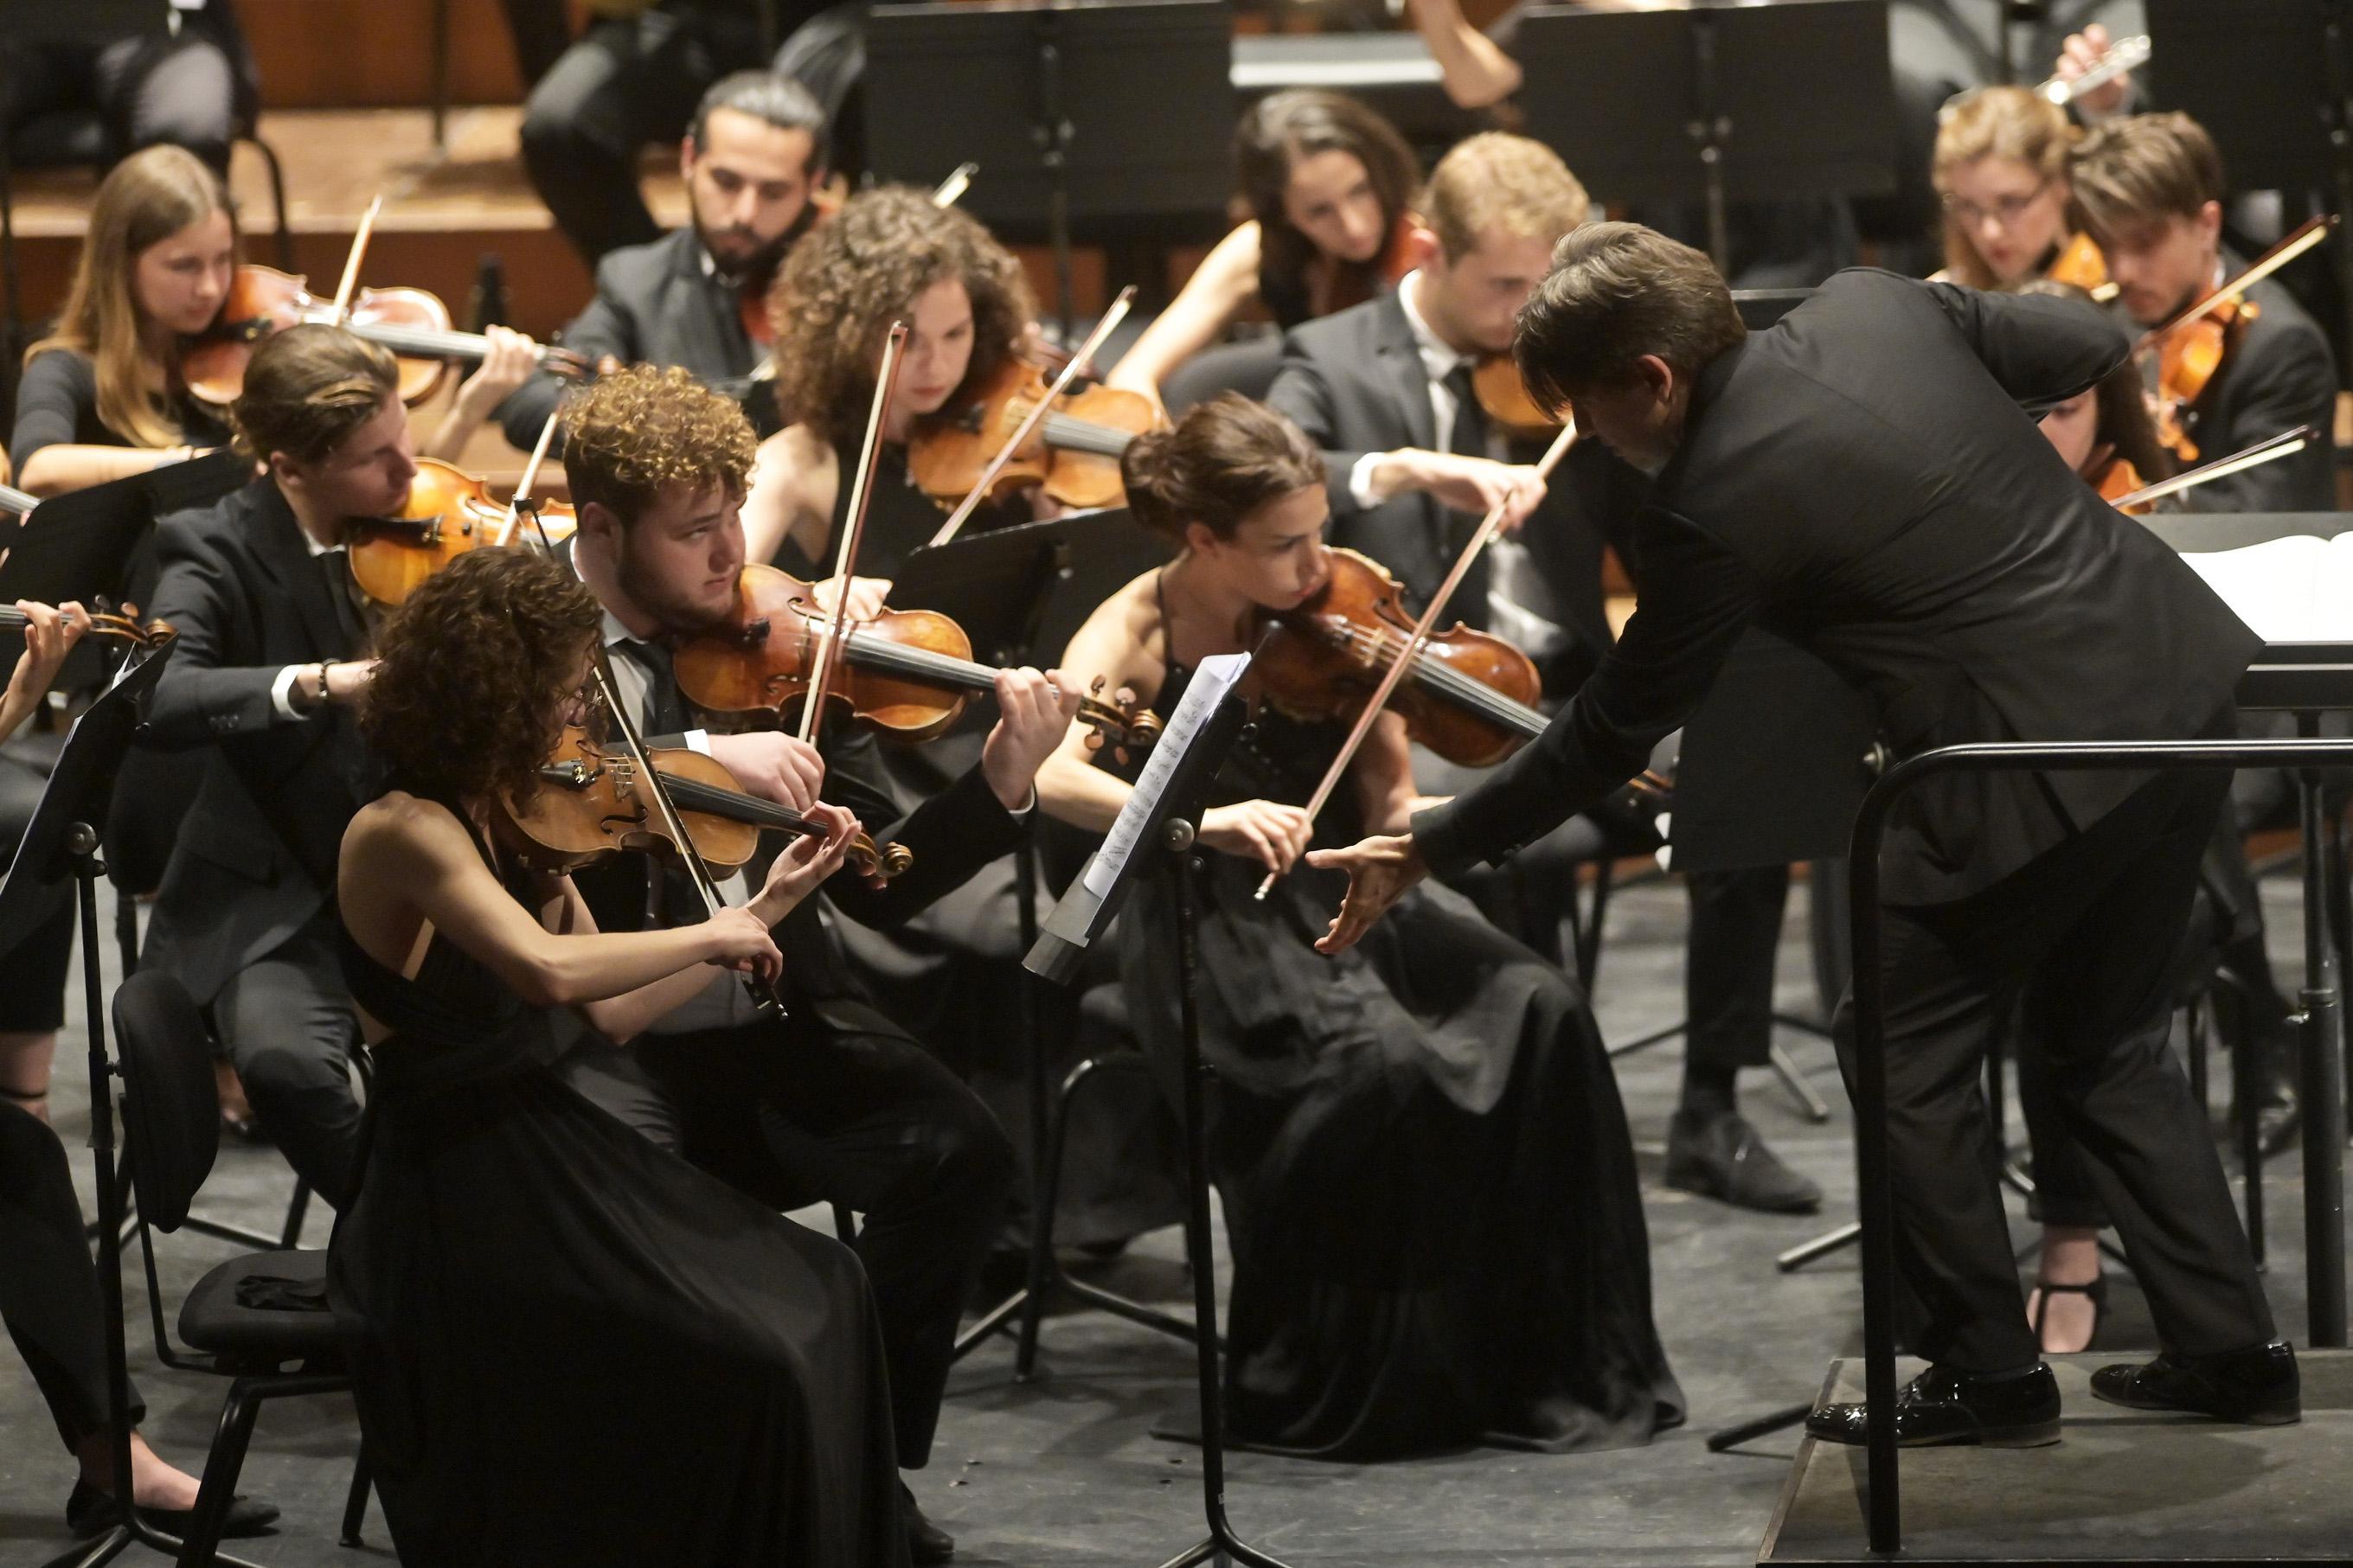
[
  {"xmin": 1312, "ymin": 224, "xmax": 2296, "ymax": 1444},
  {"xmin": 138, "ymin": 327, "xmax": 421, "ymax": 1206},
  {"xmin": 500, "ymin": 69, "xmax": 830, "ymax": 449}
]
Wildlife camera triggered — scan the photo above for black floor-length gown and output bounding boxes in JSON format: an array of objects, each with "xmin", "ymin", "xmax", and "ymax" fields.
[
  {"xmin": 1119, "ymin": 640, "xmax": 1685, "ymax": 1461},
  {"xmin": 329, "ymin": 816, "xmax": 910, "ymax": 1567}
]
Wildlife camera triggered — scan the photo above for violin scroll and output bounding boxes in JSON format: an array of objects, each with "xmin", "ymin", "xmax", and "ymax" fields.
[{"xmin": 1079, "ymin": 676, "xmax": 1162, "ymax": 765}]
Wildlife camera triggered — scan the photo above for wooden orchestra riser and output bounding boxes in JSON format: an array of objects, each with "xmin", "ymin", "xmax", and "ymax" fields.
[{"xmin": 6, "ymin": 106, "xmax": 1162, "ymax": 346}]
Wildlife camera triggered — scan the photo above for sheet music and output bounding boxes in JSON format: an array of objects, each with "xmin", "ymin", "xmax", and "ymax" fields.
[
  {"xmin": 1082, "ymin": 650, "xmax": 1250, "ymax": 899},
  {"xmin": 2182, "ymin": 534, "xmax": 2353, "ymax": 643}
]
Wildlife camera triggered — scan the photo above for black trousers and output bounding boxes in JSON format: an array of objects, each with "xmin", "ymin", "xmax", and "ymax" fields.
[
  {"xmin": 554, "ymin": 1014, "xmax": 1015, "ymax": 1469},
  {"xmin": 0, "ymin": 740, "xmax": 73, "ymax": 1034},
  {"xmin": 210, "ymin": 914, "xmax": 364, "ymax": 1207},
  {"xmin": 1832, "ymin": 762, "xmax": 2275, "ymax": 1373},
  {"xmin": 0, "ymin": 1100, "xmax": 143, "ymax": 1453},
  {"xmin": 3, "ymin": 31, "xmax": 237, "ymax": 171},
  {"xmin": 1684, "ymin": 865, "xmax": 1789, "ymax": 1078},
  {"xmin": 518, "ymin": 3, "xmax": 766, "ymax": 265}
]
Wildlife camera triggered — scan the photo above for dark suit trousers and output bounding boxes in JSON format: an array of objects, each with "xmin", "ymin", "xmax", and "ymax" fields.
[
  {"xmin": 4, "ymin": 31, "xmax": 238, "ymax": 172},
  {"xmin": 1833, "ymin": 761, "xmax": 2275, "ymax": 1373},
  {"xmin": 555, "ymin": 1019, "xmax": 1015, "ymax": 1468},
  {"xmin": 1685, "ymin": 866, "xmax": 1788, "ymax": 1076},
  {"xmin": 0, "ymin": 740, "xmax": 73, "ymax": 1034},
  {"xmin": 519, "ymin": 5, "xmax": 764, "ymax": 264},
  {"xmin": 1, "ymin": 1101, "xmax": 144, "ymax": 1451},
  {"xmin": 210, "ymin": 914, "xmax": 364, "ymax": 1208}
]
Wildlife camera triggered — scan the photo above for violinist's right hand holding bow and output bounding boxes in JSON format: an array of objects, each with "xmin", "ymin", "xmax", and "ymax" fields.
[
  {"xmin": 1202, "ymin": 799, "xmax": 1313, "ymax": 878},
  {"xmin": 704, "ymin": 731, "xmax": 827, "ymax": 813},
  {"xmin": 2056, "ymin": 22, "xmax": 2133, "ymax": 117},
  {"xmin": 1363, "ymin": 451, "xmax": 1546, "ymax": 533},
  {"xmin": 0, "ymin": 599, "xmax": 88, "ymax": 742}
]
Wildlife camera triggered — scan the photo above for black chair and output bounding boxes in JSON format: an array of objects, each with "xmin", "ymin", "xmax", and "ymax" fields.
[{"xmin": 111, "ymin": 969, "xmax": 354, "ymax": 1568}]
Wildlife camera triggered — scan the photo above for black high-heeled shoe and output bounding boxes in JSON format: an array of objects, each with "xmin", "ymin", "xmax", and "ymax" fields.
[
  {"xmin": 2028, "ymin": 1274, "xmax": 2107, "ymax": 1354},
  {"xmin": 65, "ymin": 1480, "xmax": 281, "ymax": 1540}
]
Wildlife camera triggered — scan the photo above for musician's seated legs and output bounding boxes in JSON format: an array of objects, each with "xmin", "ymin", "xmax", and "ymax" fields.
[
  {"xmin": 209, "ymin": 915, "xmax": 365, "ymax": 1208},
  {"xmin": 93, "ymin": 29, "xmax": 238, "ymax": 174},
  {"xmin": 1672, "ymin": 865, "xmax": 1822, "ymax": 1213},
  {"xmin": 522, "ymin": 9, "xmax": 760, "ymax": 266}
]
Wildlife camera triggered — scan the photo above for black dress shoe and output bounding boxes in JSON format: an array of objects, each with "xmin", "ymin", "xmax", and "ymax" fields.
[
  {"xmin": 66, "ymin": 1480, "xmax": 281, "ymax": 1539},
  {"xmin": 1664, "ymin": 1108, "xmax": 1822, "ymax": 1214},
  {"xmin": 2091, "ymin": 1341, "xmax": 2300, "ymax": 1425},
  {"xmin": 901, "ymin": 1480, "xmax": 954, "ymax": 1565},
  {"xmin": 1805, "ymin": 1363, "xmax": 2061, "ymax": 1449}
]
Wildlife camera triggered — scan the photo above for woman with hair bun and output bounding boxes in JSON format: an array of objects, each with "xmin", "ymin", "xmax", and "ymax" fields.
[{"xmin": 1036, "ymin": 394, "xmax": 1683, "ymax": 1461}]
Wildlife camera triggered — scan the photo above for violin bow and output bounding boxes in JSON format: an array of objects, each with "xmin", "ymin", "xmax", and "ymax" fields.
[
  {"xmin": 798, "ymin": 321, "xmax": 910, "ymax": 746},
  {"xmin": 491, "ymin": 412, "xmax": 561, "ymax": 548},
  {"xmin": 1254, "ymin": 419, "xmax": 1580, "ymax": 902},
  {"xmin": 330, "ymin": 194, "xmax": 384, "ymax": 317},
  {"xmin": 512, "ymin": 411, "xmax": 790, "ymax": 1015},
  {"xmin": 2133, "ymin": 214, "xmax": 2338, "ymax": 355},
  {"xmin": 924, "ymin": 285, "xmax": 1140, "ymax": 550},
  {"xmin": 2111, "ymin": 425, "xmax": 2319, "ymax": 511},
  {"xmin": 932, "ymin": 163, "xmax": 978, "ymax": 208}
]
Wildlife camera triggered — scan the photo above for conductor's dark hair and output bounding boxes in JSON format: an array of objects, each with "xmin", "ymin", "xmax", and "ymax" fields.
[
  {"xmin": 1120, "ymin": 394, "xmax": 1325, "ymax": 541},
  {"xmin": 1514, "ymin": 221, "xmax": 1747, "ymax": 411},
  {"xmin": 689, "ymin": 69, "xmax": 829, "ymax": 172}
]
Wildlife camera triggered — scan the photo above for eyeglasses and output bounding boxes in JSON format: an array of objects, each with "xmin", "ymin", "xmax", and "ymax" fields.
[{"xmin": 1941, "ymin": 181, "xmax": 2054, "ymax": 231}]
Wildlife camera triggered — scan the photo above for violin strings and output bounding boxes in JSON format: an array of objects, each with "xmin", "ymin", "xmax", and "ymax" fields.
[{"xmin": 1314, "ymin": 620, "xmax": 1546, "ymax": 736}]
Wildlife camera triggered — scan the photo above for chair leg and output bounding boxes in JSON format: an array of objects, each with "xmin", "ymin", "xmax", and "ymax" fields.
[
  {"xmin": 340, "ymin": 1440, "xmax": 372, "ymax": 1547},
  {"xmin": 1016, "ymin": 1053, "xmax": 1106, "ymax": 1377},
  {"xmin": 241, "ymin": 135, "xmax": 295, "ymax": 271},
  {"xmin": 113, "ymin": 893, "xmax": 140, "ymax": 979},
  {"xmin": 1577, "ymin": 857, "xmax": 1618, "ymax": 992},
  {"xmin": 178, "ymin": 1381, "xmax": 262, "ymax": 1568},
  {"xmin": 279, "ymin": 1178, "xmax": 313, "ymax": 1250}
]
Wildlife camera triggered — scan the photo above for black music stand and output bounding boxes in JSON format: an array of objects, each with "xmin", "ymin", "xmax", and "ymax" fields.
[
  {"xmin": 862, "ymin": 0, "xmax": 1234, "ymax": 335},
  {"xmin": 1027, "ymin": 658, "xmax": 1285, "ymax": 1568},
  {"xmin": 1509, "ymin": 0, "xmax": 1895, "ymax": 272},
  {"xmin": 2148, "ymin": 0, "xmax": 2353, "ymax": 360},
  {"xmin": 0, "ymin": 642, "xmax": 247, "ymax": 1568},
  {"xmin": 894, "ymin": 511, "xmax": 1191, "ymax": 1374}
]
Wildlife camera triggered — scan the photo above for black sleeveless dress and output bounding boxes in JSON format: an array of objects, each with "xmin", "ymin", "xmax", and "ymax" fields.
[
  {"xmin": 1118, "ymin": 622, "xmax": 1685, "ymax": 1461},
  {"xmin": 328, "ymin": 811, "xmax": 910, "ymax": 1567}
]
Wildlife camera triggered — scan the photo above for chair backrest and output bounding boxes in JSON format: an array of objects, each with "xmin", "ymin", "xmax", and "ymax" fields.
[{"xmin": 111, "ymin": 969, "xmax": 220, "ymax": 1231}]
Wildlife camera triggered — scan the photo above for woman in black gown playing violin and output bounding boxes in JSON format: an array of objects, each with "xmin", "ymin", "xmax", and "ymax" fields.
[
  {"xmin": 330, "ymin": 547, "xmax": 909, "ymax": 1566},
  {"xmin": 1035, "ymin": 394, "xmax": 1683, "ymax": 1460}
]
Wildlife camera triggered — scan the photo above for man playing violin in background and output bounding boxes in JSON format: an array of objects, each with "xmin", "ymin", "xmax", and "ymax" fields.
[
  {"xmin": 137, "ymin": 325, "xmax": 417, "ymax": 1209},
  {"xmin": 2068, "ymin": 112, "xmax": 2337, "ymax": 514},
  {"xmin": 548, "ymin": 364, "xmax": 1075, "ymax": 1565},
  {"xmin": 499, "ymin": 69, "xmax": 832, "ymax": 452}
]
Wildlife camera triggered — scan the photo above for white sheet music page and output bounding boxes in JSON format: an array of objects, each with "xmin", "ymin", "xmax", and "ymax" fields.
[
  {"xmin": 2183, "ymin": 534, "xmax": 2353, "ymax": 643},
  {"xmin": 1081, "ymin": 650, "xmax": 1251, "ymax": 899}
]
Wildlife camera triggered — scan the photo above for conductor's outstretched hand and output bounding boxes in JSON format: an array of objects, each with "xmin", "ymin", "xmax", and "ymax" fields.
[{"xmin": 1305, "ymin": 832, "xmax": 1428, "ymax": 955}]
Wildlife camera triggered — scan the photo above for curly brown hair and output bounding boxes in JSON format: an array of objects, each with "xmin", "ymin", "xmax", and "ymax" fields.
[
  {"xmin": 361, "ymin": 548, "xmax": 602, "ymax": 808},
  {"xmin": 766, "ymin": 185, "xmax": 1035, "ymax": 444},
  {"xmin": 561, "ymin": 363, "xmax": 758, "ymax": 526}
]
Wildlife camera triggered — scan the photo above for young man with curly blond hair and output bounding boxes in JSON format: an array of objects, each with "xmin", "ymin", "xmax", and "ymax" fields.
[{"xmin": 548, "ymin": 363, "xmax": 1077, "ymax": 1564}]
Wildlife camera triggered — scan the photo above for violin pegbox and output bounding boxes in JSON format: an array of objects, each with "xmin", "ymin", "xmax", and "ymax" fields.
[{"xmin": 1080, "ymin": 675, "xmax": 1160, "ymax": 766}]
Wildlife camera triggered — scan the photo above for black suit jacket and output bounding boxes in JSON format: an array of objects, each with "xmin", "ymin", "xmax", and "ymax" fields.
[
  {"xmin": 2174, "ymin": 252, "xmax": 2339, "ymax": 515},
  {"xmin": 1265, "ymin": 290, "xmax": 1629, "ymax": 683},
  {"xmin": 498, "ymin": 228, "xmax": 764, "ymax": 449},
  {"xmin": 138, "ymin": 478, "xmax": 371, "ymax": 1001},
  {"xmin": 573, "ymin": 720, "xmax": 1023, "ymax": 1026},
  {"xmin": 1415, "ymin": 270, "xmax": 2264, "ymax": 906}
]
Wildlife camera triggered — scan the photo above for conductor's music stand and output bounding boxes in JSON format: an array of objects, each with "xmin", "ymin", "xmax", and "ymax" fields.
[
  {"xmin": 2147, "ymin": 0, "xmax": 2353, "ymax": 365},
  {"xmin": 862, "ymin": 0, "xmax": 1234, "ymax": 335},
  {"xmin": 1508, "ymin": 0, "xmax": 1896, "ymax": 271},
  {"xmin": 1027, "ymin": 656, "xmax": 1285, "ymax": 1568}
]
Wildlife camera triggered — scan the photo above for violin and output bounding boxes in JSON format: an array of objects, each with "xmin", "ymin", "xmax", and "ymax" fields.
[
  {"xmin": 1252, "ymin": 548, "xmax": 1549, "ymax": 768},
  {"xmin": 346, "ymin": 458, "xmax": 577, "ymax": 608},
  {"xmin": 181, "ymin": 264, "xmax": 587, "ymax": 410},
  {"xmin": 0, "ymin": 603, "xmax": 176, "ymax": 649},
  {"xmin": 673, "ymin": 562, "xmax": 1157, "ymax": 748},
  {"xmin": 906, "ymin": 352, "xmax": 1160, "ymax": 513},
  {"xmin": 2090, "ymin": 451, "xmax": 2153, "ymax": 515},
  {"xmin": 500, "ymin": 726, "xmax": 909, "ymax": 882},
  {"xmin": 1471, "ymin": 355, "xmax": 1561, "ymax": 442},
  {"xmin": 2136, "ymin": 214, "xmax": 2338, "ymax": 465},
  {"xmin": 2044, "ymin": 233, "xmax": 2116, "ymax": 301}
]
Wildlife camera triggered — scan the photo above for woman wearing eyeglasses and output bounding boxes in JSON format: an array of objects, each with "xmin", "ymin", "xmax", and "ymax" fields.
[{"xmin": 1932, "ymin": 86, "xmax": 2106, "ymax": 294}]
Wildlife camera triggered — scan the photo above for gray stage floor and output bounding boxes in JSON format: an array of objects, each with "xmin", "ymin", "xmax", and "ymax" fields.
[{"xmin": 0, "ymin": 870, "xmax": 2333, "ymax": 1568}]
